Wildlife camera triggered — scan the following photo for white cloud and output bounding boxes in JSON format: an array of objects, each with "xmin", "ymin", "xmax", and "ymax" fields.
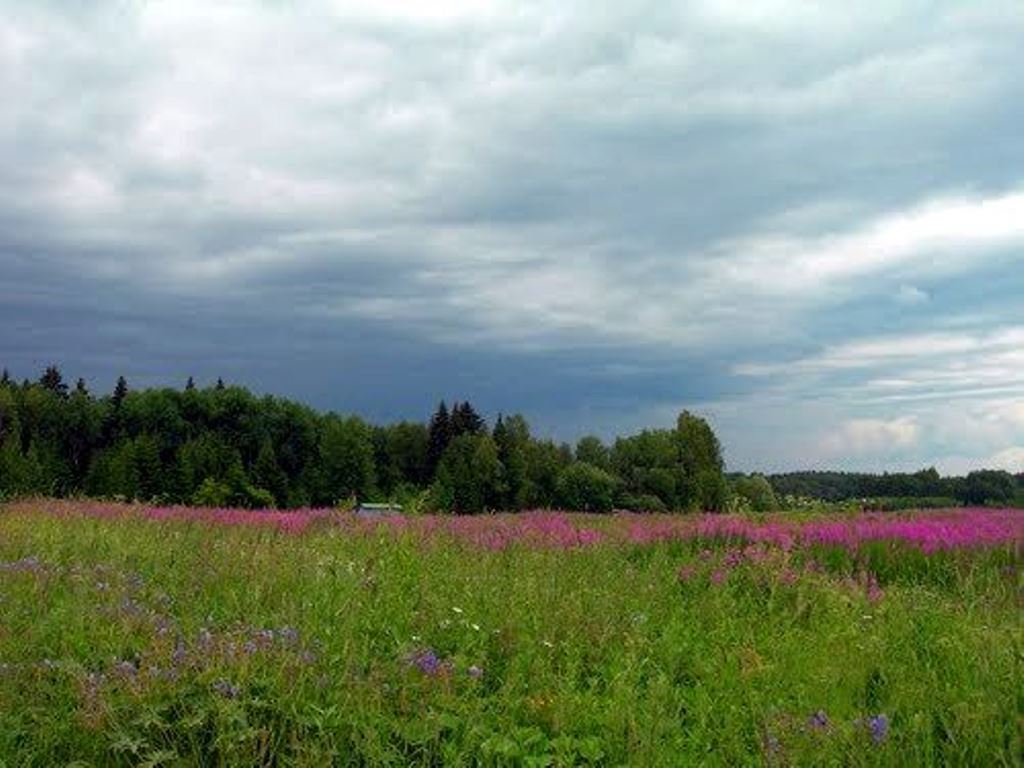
[
  {"xmin": 989, "ymin": 446, "xmax": 1024, "ymax": 473},
  {"xmin": 821, "ymin": 417, "xmax": 920, "ymax": 457}
]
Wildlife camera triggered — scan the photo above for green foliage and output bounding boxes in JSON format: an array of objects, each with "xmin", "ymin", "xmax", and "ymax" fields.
[
  {"xmin": 192, "ymin": 476, "xmax": 231, "ymax": 507},
  {"xmin": 555, "ymin": 462, "xmax": 618, "ymax": 512},
  {"xmin": 961, "ymin": 470, "xmax": 1015, "ymax": 505},
  {"xmin": 616, "ymin": 492, "xmax": 668, "ymax": 512},
  {"xmin": 0, "ymin": 504, "xmax": 1019, "ymax": 765},
  {"xmin": 731, "ymin": 473, "xmax": 778, "ymax": 512},
  {"xmin": 574, "ymin": 435, "xmax": 609, "ymax": 470},
  {"xmin": 319, "ymin": 415, "xmax": 375, "ymax": 505},
  {"xmin": 0, "ymin": 367, "xmax": 736, "ymax": 513},
  {"xmin": 432, "ymin": 434, "xmax": 502, "ymax": 514}
]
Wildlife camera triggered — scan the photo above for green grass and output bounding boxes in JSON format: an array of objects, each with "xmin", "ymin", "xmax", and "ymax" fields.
[{"xmin": 0, "ymin": 504, "xmax": 1020, "ymax": 766}]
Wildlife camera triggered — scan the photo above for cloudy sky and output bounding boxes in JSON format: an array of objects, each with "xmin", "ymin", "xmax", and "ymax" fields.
[{"xmin": 2, "ymin": 1, "xmax": 1023, "ymax": 474}]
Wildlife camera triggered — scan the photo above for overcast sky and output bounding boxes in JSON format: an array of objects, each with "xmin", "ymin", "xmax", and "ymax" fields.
[{"xmin": 2, "ymin": 1, "xmax": 1023, "ymax": 474}]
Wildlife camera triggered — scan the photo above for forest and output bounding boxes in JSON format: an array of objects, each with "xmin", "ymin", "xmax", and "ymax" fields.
[
  {"xmin": 0, "ymin": 366, "xmax": 727, "ymax": 513},
  {"xmin": 1, "ymin": 366, "xmax": 1020, "ymax": 512}
]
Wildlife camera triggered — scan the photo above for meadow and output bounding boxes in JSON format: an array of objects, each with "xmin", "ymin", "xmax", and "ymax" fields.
[{"xmin": 0, "ymin": 501, "xmax": 1020, "ymax": 766}]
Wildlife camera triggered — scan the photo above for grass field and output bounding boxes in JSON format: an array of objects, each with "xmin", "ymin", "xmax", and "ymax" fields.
[{"xmin": 0, "ymin": 500, "xmax": 1020, "ymax": 766}]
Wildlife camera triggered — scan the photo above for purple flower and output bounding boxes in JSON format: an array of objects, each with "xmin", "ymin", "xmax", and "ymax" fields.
[
  {"xmin": 406, "ymin": 648, "xmax": 449, "ymax": 677},
  {"xmin": 867, "ymin": 714, "xmax": 889, "ymax": 744},
  {"xmin": 171, "ymin": 642, "xmax": 188, "ymax": 666},
  {"xmin": 413, "ymin": 649, "xmax": 440, "ymax": 675},
  {"xmin": 808, "ymin": 710, "xmax": 829, "ymax": 729},
  {"xmin": 279, "ymin": 626, "xmax": 299, "ymax": 645}
]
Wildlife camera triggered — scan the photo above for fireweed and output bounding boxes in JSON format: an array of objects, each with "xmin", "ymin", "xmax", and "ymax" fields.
[{"xmin": 0, "ymin": 500, "xmax": 1019, "ymax": 765}]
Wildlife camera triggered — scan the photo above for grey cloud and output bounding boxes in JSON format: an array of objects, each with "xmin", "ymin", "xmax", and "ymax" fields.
[{"xmin": 1, "ymin": 0, "xmax": 1023, "ymax": 470}]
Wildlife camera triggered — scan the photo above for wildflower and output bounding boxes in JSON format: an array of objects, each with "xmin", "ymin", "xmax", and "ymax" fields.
[
  {"xmin": 279, "ymin": 626, "xmax": 299, "ymax": 645},
  {"xmin": 866, "ymin": 573, "xmax": 884, "ymax": 604},
  {"xmin": 808, "ymin": 710, "xmax": 829, "ymax": 729},
  {"xmin": 114, "ymin": 660, "xmax": 137, "ymax": 678},
  {"xmin": 471, "ymin": 623, "xmax": 481, "ymax": 632},
  {"xmin": 867, "ymin": 714, "xmax": 889, "ymax": 744},
  {"xmin": 171, "ymin": 642, "xmax": 187, "ymax": 666},
  {"xmin": 255, "ymin": 629, "xmax": 276, "ymax": 644},
  {"xmin": 677, "ymin": 564, "xmax": 697, "ymax": 583},
  {"xmin": 710, "ymin": 569, "xmax": 727, "ymax": 585},
  {"xmin": 212, "ymin": 679, "xmax": 241, "ymax": 699},
  {"xmin": 467, "ymin": 665, "xmax": 484, "ymax": 679},
  {"xmin": 407, "ymin": 648, "xmax": 443, "ymax": 676},
  {"xmin": 452, "ymin": 606, "xmax": 463, "ymax": 614}
]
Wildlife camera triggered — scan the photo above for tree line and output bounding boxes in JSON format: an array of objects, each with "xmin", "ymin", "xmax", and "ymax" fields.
[
  {"xmin": 0, "ymin": 366, "xmax": 727, "ymax": 513},
  {"xmin": 763, "ymin": 468, "xmax": 1023, "ymax": 508}
]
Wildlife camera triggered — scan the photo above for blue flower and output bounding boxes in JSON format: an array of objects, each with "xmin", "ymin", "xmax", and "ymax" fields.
[{"xmin": 867, "ymin": 714, "xmax": 889, "ymax": 744}]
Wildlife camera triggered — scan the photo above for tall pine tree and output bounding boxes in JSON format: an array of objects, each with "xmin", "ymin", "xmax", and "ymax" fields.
[
  {"xmin": 450, "ymin": 401, "xmax": 485, "ymax": 437},
  {"xmin": 40, "ymin": 366, "xmax": 68, "ymax": 397},
  {"xmin": 112, "ymin": 376, "xmax": 128, "ymax": 409},
  {"xmin": 426, "ymin": 401, "xmax": 452, "ymax": 477}
]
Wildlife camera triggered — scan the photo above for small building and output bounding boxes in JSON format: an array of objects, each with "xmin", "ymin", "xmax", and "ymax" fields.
[{"xmin": 355, "ymin": 502, "xmax": 403, "ymax": 517}]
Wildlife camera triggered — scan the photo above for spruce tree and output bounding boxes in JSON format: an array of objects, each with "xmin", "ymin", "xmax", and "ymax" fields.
[
  {"xmin": 216, "ymin": 377, "xmax": 226, "ymax": 391},
  {"xmin": 40, "ymin": 365, "xmax": 68, "ymax": 397},
  {"xmin": 185, "ymin": 376, "xmax": 195, "ymax": 391},
  {"xmin": 112, "ymin": 376, "xmax": 128, "ymax": 409},
  {"xmin": 426, "ymin": 401, "xmax": 452, "ymax": 476},
  {"xmin": 74, "ymin": 378, "xmax": 89, "ymax": 397},
  {"xmin": 451, "ymin": 401, "xmax": 485, "ymax": 437}
]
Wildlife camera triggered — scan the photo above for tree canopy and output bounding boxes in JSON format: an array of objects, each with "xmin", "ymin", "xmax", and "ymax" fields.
[{"xmin": 0, "ymin": 366, "xmax": 744, "ymax": 513}]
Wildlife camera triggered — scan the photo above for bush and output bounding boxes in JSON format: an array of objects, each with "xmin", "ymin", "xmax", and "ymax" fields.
[
  {"xmin": 616, "ymin": 493, "xmax": 667, "ymax": 513},
  {"xmin": 193, "ymin": 477, "xmax": 230, "ymax": 507},
  {"xmin": 555, "ymin": 462, "xmax": 619, "ymax": 512}
]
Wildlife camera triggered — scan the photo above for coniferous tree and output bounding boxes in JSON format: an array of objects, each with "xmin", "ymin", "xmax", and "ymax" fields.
[
  {"xmin": 40, "ymin": 366, "xmax": 68, "ymax": 397},
  {"xmin": 215, "ymin": 377, "xmax": 226, "ymax": 391},
  {"xmin": 74, "ymin": 378, "xmax": 89, "ymax": 397},
  {"xmin": 112, "ymin": 376, "xmax": 128, "ymax": 410},
  {"xmin": 185, "ymin": 376, "xmax": 196, "ymax": 392},
  {"xmin": 450, "ymin": 401, "xmax": 485, "ymax": 437},
  {"xmin": 426, "ymin": 401, "xmax": 452, "ymax": 476},
  {"xmin": 0, "ymin": 368, "xmax": 10, "ymax": 387}
]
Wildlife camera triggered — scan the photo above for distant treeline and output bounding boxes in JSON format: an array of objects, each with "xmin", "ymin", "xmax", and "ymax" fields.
[
  {"xmin": 759, "ymin": 468, "xmax": 1023, "ymax": 509},
  {"xmin": 0, "ymin": 366, "xmax": 727, "ymax": 513}
]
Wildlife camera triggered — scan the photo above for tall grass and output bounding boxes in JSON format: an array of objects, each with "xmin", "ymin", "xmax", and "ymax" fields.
[{"xmin": 0, "ymin": 501, "xmax": 1020, "ymax": 766}]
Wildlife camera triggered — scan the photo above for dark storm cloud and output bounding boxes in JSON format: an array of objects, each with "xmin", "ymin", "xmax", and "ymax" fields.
[{"xmin": 1, "ymin": 0, "xmax": 1023, "ymax": 472}]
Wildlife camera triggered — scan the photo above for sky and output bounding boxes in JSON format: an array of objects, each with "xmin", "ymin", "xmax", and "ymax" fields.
[{"xmin": 1, "ymin": 0, "xmax": 1023, "ymax": 475}]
